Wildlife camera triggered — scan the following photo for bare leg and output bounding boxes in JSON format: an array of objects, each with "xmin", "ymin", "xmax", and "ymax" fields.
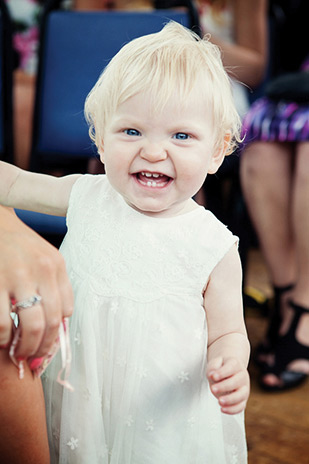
[
  {"xmin": 259, "ymin": 142, "xmax": 309, "ymax": 387},
  {"xmin": 0, "ymin": 349, "xmax": 50, "ymax": 464},
  {"xmin": 240, "ymin": 141, "xmax": 296, "ymax": 286},
  {"xmin": 13, "ymin": 71, "xmax": 36, "ymax": 170},
  {"xmin": 241, "ymin": 141, "xmax": 295, "ymax": 369},
  {"xmin": 291, "ymin": 142, "xmax": 309, "ymax": 305},
  {"xmin": 280, "ymin": 142, "xmax": 309, "ymax": 371}
]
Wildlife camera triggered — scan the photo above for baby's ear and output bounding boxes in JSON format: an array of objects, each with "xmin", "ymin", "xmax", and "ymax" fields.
[
  {"xmin": 98, "ymin": 141, "xmax": 104, "ymax": 163},
  {"xmin": 207, "ymin": 132, "xmax": 231, "ymax": 174},
  {"xmin": 99, "ymin": 151, "xmax": 104, "ymax": 163}
]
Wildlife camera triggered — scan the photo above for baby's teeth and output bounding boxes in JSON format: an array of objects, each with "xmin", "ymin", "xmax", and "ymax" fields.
[
  {"xmin": 146, "ymin": 181, "xmax": 157, "ymax": 187},
  {"xmin": 142, "ymin": 172, "xmax": 161, "ymax": 178}
]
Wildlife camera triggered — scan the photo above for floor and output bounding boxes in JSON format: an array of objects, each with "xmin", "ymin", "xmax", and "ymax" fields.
[{"xmin": 244, "ymin": 249, "xmax": 309, "ymax": 464}]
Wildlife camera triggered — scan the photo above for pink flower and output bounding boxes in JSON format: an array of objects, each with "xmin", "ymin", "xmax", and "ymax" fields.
[{"xmin": 13, "ymin": 26, "xmax": 39, "ymax": 71}]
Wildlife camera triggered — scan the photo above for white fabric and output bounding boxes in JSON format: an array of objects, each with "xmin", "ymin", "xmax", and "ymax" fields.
[{"xmin": 43, "ymin": 175, "xmax": 247, "ymax": 463}]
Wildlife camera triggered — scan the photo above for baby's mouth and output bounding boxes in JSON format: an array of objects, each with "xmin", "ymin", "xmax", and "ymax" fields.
[{"xmin": 135, "ymin": 171, "xmax": 172, "ymax": 187}]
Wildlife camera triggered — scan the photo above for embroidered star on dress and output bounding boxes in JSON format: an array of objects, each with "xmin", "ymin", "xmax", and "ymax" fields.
[
  {"xmin": 67, "ymin": 437, "xmax": 79, "ymax": 450},
  {"xmin": 178, "ymin": 371, "xmax": 190, "ymax": 383},
  {"xmin": 125, "ymin": 416, "xmax": 134, "ymax": 427},
  {"xmin": 145, "ymin": 420, "xmax": 155, "ymax": 431}
]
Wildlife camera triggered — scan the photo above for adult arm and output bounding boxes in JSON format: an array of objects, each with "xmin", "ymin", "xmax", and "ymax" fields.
[
  {"xmin": 204, "ymin": 0, "xmax": 268, "ymax": 88},
  {"xmin": 0, "ymin": 346, "xmax": 50, "ymax": 463}
]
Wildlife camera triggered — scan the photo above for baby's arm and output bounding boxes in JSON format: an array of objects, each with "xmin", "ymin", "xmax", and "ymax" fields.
[
  {"xmin": 204, "ymin": 244, "xmax": 250, "ymax": 415},
  {"xmin": 0, "ymin": 161, "xmax": 81, "ymax": 216}
]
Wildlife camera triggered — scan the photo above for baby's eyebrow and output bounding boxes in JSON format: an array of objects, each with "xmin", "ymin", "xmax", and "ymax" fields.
[{"xmin": 112, "ymin": 116, "xmax": 141, "ymax": 127}]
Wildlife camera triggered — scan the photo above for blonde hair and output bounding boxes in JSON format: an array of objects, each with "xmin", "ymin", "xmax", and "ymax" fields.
[{"xmin": 85, "ymin": 21, "xmax": 241, "ymax": 155}]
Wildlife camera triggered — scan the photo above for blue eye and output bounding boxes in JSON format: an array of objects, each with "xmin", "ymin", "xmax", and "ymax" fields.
[
  {"xmin": 173, "ymin": 132, "xmax": 190, "ymax": 140},
  {"xmin": 124, "ymin": 128, "xmax": 141, "ymax": 136}
]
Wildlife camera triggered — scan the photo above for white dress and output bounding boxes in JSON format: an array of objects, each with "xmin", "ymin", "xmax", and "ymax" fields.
[{"xmin": 43, "ymin": 175, "xmax": 247, "ymax": 464}]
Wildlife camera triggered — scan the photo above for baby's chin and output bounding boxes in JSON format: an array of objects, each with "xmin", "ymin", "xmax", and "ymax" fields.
[{"xmin": 126, "ymin": 198, "xmax": 197, "ymax": 219}]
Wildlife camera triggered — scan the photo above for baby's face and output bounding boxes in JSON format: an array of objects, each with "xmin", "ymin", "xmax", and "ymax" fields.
[{"xmin": 100, "ymin": 88, "xmax": 224, "ymax": 217}]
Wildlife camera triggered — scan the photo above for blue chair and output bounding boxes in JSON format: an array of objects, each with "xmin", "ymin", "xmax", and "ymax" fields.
[
  {"xmin": 31, "ymin": 0, "xmax": 200, "ymax": 173},
  {"xmin": 16, "ymin": 0, "xmax": 200, "ymax": 242}
]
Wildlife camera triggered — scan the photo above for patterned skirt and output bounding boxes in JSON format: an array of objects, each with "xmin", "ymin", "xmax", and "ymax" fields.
[{"xmin": 241, "ymin": 97, "xmax": 309, "ymax": 145}]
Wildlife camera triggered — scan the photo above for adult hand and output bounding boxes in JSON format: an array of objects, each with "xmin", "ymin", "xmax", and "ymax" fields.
[{"xmin": 0, "ymin": 207, "xmax": 73, "ymax": 361}]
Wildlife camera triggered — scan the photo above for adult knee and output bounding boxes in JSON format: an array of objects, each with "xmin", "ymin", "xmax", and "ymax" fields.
[{"xmin": 240, "ymin": 143, "xmax": 269, "ymax": 188}]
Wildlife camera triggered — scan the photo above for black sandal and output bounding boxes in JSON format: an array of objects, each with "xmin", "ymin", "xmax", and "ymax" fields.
[
  {"xmin": 254, "ymin": 284, "xmax": 294, "ymax": 367},
  {"xmin": 259, "ymin": 300, "xmax": 309, "ymax": 392}
]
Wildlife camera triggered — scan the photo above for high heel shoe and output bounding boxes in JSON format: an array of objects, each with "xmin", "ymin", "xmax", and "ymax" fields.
[
  {"xmin": 259, "ymin": 300, "xmax": 309, "ymax": 392},
  {"xmin": 254, "ymin": 283, "xmax": 294, "ymax": 367}
]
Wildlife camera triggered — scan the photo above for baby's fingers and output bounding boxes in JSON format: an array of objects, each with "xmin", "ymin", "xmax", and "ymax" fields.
[
  {"xmin": 210, "ymin": 371, "xmax": 250, "ymax": 415},
  {"xmin": 212, "ymin": 369, "xmax": 249, "ymax": 395},
  {"xmin": 219, "ymin": 386, "xmax": 249, "ymax": 415},
  {"xmin": 209, "ymin": 357, "xmax": 242, "ymax": 383},
  {"xmin": 207, "ymin": 356, "xmax": 223, "ymax": 382}
]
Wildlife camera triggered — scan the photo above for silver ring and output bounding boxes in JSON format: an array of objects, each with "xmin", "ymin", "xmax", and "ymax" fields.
[{"xmin": 13, "ymin": 295, "xmax": 42, "ymax": 312}]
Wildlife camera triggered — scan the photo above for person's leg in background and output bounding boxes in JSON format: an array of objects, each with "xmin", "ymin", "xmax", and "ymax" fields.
[
  {"xmin": 241, "ymin": 140, "xmax": 309, "ymax": 389},
  {"xmin": 13, "ymin": 70, "xmax": 36, "ymax": 169},
  {"xmin": 291, "ymin": 142, "xmax": 309, "ymax": 306},
  {"xmin": 241, "ymin": 141, "xmax": 296, "ymax": 287},
  {"xmin": 240, "ymin": 142, "xmax": 295, "ymax": 367}
]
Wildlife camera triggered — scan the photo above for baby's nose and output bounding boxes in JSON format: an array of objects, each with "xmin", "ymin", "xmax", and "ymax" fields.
[{"xmin": 140, "ymin": 142, "xmax": 167, "ymax": 162}]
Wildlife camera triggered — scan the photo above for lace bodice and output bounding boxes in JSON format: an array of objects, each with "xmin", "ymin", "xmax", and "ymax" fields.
[{"xmin": 64, "ymin": 175, "xmax": 236, "ymax": 300}]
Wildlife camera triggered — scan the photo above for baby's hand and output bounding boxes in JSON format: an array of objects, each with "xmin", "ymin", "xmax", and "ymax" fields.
[{"xmin": 207, "ymin": 356, "xmax": 250, "ymax": 415}]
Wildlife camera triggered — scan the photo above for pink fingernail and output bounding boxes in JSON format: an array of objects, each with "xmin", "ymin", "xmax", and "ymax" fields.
[{"xmin": 29, "ymin": 356, "xmax": 44, "ymax": 370}]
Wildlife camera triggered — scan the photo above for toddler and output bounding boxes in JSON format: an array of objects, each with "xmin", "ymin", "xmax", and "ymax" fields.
[{"xmin": 0, "ymin": 22, "xmax": 250, "ymax": 463}]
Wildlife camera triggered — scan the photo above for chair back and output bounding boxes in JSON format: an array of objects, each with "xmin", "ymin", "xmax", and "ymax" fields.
[
  {"xmin": 31, "ymin": 1, "xmax": 200, "ymax": 172},
  {"xmin": 17, "ymin": 1, "xmax": 199, "ymax": 240}
]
